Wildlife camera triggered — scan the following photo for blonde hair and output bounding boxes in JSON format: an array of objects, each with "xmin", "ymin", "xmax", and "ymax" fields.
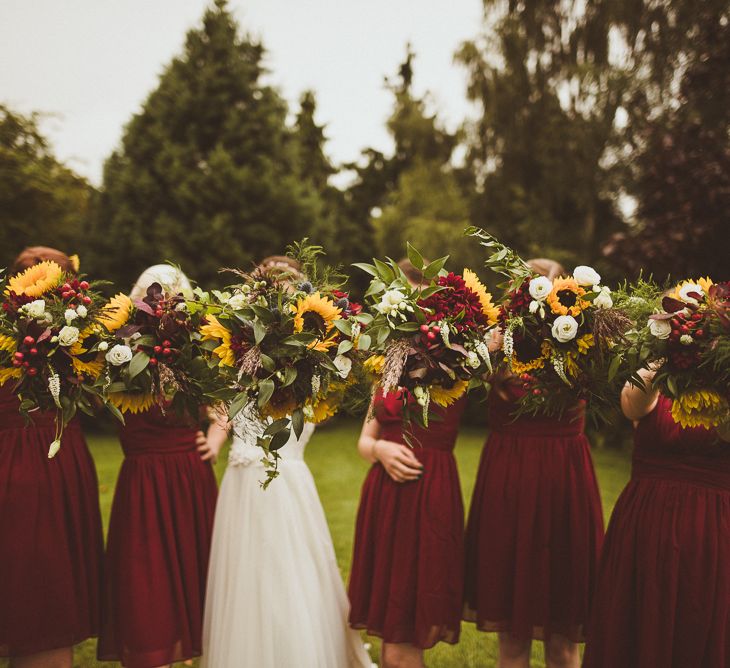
[
  {"xmin": 527, "ymin": 257, "xmax": 566, "ymax": 280},
  {"xmin": 130, "ymin": 264, "xmax": 193, "ymax": 301}
]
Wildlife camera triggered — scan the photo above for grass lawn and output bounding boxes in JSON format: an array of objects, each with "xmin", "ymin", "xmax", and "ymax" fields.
[{"xmin": 2, "ymin": 421, "xmax": 631, "ymax": 668}]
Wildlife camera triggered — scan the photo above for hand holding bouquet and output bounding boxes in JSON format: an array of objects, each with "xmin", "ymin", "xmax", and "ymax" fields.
[
  {"xmin": 357, "ymin": 244, "xmax": 498, "ymax": 431},
  {"xmin": 0, "ymin": 261, "xmax": 111, "ymax": 456}
]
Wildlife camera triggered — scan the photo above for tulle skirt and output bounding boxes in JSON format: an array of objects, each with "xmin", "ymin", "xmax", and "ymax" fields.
[
  {"xmin": 98, "ymin": 451, "xmax": 218, "ymax": 667},
  {"xmin": 0, "ymin": 418, "xmax": 103, "ymax": 657},
  {"xmin": 583, "ymin": 476, "xmax": 730, "ymax": 668},
  {"xmin": 202, "ymin": 458, "xmax": 371, "ymax": 668}
]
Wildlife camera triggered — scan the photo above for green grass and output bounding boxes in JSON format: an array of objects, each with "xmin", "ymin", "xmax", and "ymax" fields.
[{"xmin": 2, "ymin": 422, "xmax": 631, "ymax": 668}]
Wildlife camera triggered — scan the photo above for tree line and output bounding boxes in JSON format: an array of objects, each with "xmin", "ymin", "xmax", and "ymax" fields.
[{"xmin": 1, "ymin": 0, "xmax": 727, "ymax": 293}]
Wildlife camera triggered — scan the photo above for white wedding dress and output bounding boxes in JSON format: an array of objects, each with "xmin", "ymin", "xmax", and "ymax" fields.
[{"xmin": 201, "ymin": 405, "xmax": 373, "ymax": 668}]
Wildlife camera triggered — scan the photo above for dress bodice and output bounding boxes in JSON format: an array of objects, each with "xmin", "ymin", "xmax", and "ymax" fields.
[
  {"xmin": 632, "ymin": 395, "xmax": 730, "ymax": 489},
  {"xmin": 228, "ymin": 403, "xmax": 315, "ymax": 467},
  {"xmin": 118, "ymin": 404, "xmax": 200, "ymax": 457},
  {"xmin": 374, "ymin": 389, "xmax": 465, "ymax": 451},
  {"xmin": 0, "ymin": 384, "xmax": 78, "ymax": 433}
]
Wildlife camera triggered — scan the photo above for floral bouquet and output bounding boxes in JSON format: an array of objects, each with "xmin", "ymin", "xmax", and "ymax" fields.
[
  {"xmin": 0, "ymin": 261, "xmax": 112, "ymax": 456},
  {"xmin": 97, "ymin": 280, "xmax": 221, "ymax": 420},
  {"xmin": 356, "ymin": 244, "xmax": 499, "ymax": 432},
  {"xmin": 634, "ymin": 277, "xmax": 730, "ymax": 431},
  {"xmin": 467, "ymin": 227, "xmax": 631, "ymax": 425},
  {"xmin": 195, "ymin": 242, "xmax": 367, "ymax": 483}
]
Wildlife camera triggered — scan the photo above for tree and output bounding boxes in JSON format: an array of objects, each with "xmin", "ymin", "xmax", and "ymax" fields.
[
  {"xmin": 602, "ymin": 1, "xmax": 729, "ymax": 280},
  {"xmin": 90, "ymin": 0, "xmax": 323, "ymax": 288},
  {"xmin": 0, "ymin": 105, "xmax": 93, "ymax": 265},
  {"xmin": 457, "ymin": 1, "xmax": 626, "ymax": 269}
]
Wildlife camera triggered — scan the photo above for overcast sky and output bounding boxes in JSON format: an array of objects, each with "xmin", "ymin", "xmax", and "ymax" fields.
[{"xmin": 0, "ymin": 0, "xmax": 483, "ymax": 186}]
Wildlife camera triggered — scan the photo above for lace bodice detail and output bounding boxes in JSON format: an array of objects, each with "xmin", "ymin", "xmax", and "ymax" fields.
[{"xmin": 228, "ymin": 402, "xmax": 315, "ymax": 467}]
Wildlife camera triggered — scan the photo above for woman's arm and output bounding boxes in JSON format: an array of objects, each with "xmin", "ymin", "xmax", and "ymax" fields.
[
  {"xmin": 621, "ymin": 367, "xmax": 660, "ymax": 422},
  {"xmin": 357, "ymin": 396, "xmax": 424, "ymax": 482},
  {"xmin": 199, "ymin": 405, "xmax": 229, "ymax": 463}
]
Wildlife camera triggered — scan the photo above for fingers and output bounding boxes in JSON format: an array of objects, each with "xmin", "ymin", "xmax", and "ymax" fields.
[
  {"xmin": 386, "ymin": 459, "xmax": 423, "ymax": 483},
  {"xmin": 195, "ymin": 430, "xmax": 207, "ymax": 446},
  {"xmin": 395, "ymin": 445, "xmax": 422, "ymax": 469}
]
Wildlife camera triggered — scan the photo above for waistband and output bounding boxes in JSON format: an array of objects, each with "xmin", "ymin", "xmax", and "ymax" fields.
[{"xmin": 632, "ymin": 453, "xmax": 730, "ymax": 491}]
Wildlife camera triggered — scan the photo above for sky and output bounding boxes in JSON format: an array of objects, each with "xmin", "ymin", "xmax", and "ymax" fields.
[{"xmin": 0, "ymin": 0, "xmax": 483, "ymax": 186}]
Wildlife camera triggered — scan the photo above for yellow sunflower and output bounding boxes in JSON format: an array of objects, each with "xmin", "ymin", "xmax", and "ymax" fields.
[
  {"xmin": 7, "ymin": 261, "xmax": 63, "ymax": 297},
  {"xmin": 669, "ymin": 277, "xmax": 714, "ymax": 303},
  {"xmin": 508, "ymin": 340, "xmax": 551, "ymax": 375},
  {"xmin": 98, "ymin": 293, "xmax": 132, "ymax": 332},
  {"xmin": 260, "ymin": 391, "xmax": 299, "ymax": 421},
  {"xmin": 308, "ymin": 397, "xmax": 339, "ymax": 423},
  {"xmin": 292, "ymin": 293, "xmax": 342, "ymax": 352},
  {"xmin": 0, "ymin": 367, "xmax": 22, "ymax": 386},
  {"xmin": 0, "ymin": 334, "xmax": 17, "ymax": 353},
  {"xmin": 576, "ymin": 333, "xmax": 595, "ymax": 355},
  {"xmin": 463, "ymin": 268, "xmax": 500, "ymax": 325},
  {"xmin": 431, "ymin": 380, "xmax": 468, "ymax": 407},
  {"xmin": 69, "ymin": 326, "xmax": 104, "ymax": 379},
  {"xmin": 364, "ymin": 354, "xmax": 385, "ymax": 377},
  {"xmin": 547, "ymin": 277, "xmax": 588, "ymax": 316},
  {"xmin": 671, "ymin": 390, "xmax": 728, "ymax": 429},
  {"xmin": 200, "ymin": 314, "xmax": 235, "ymax": 367},
  {"xmin": 107, "ymin": 391, "xmax": 155, "ymax": 414}
]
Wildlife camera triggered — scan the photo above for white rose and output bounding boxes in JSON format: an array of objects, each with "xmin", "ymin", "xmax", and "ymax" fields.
[
  {"xmin": 76, "ymin": 304, "xmax": 88, "ymax": 318},
  {"xmin": 528, "ymin": 276, "xmax": 553, "ymax": 302},
  {"xmin": 593, "ymin": 286, "xmax": 613, "ymax": 309},
  {"xmin": 98, "ymin": 341, "xmax": 109, "ymax": 351},
  {"xmin": 57, "ymin": 325, "xmax": 80, "ymax": 347},
  {"xmin": 551, "ymin": 315, "xmax": 579, "ymax": 343},
  {"xmin": 573, "ymin": 265, "xmax": 601, "ymax": 287},
  {"xmin": 333, "ymin": 354, "xmax": 352, "ymax": 379},
  {"xmin": 648, "ymin": 318, "xmax": 671, "ymax": 339},
  {"xmin": 64, "ymin": 308, "xmax": 79, "ymax": 324},
  {"xmin": 105, "ymin": 344, "xmax": 133, "ymax": 366},
  {"xmin": 23, "ymin": 299, "xmax": 46, "ymax": 319},
  {"xmin": 678, "ymin": 282, "xmax": 704, "ymax": 305},
  {"xmin": 376, "ymin": 289, "xmax": 406, "ymax": 316},
  {"xmin": 227, "ymin": 292, "xmax": 247, "ymax": 310}
]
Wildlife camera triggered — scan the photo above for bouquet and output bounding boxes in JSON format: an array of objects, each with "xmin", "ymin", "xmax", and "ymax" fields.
[
  {"xmin": 0, "ymin": 261, "xmax": 111, "ymax": 456},
  {"xmin": 633, "ymin": 277, "xmax": 730, "ymax": 431},
  {"xmin": 196, "ymin": 242, "xmax": 366, "ymax": 483},
  {"xmin": 356, "ymin": 244, "xmax": 498, "ymax": 431},
  {"xmin": 467, "ymin": 227, "xmax": 631, "ymax": 425},
  {"xmin": 97, "ymin": 279, "xmax": 221, "ymax": 419}
]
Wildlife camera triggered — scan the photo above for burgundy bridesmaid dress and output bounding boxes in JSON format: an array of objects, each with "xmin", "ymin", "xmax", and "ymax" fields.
[
  {"xmin": 97, "ymin": 406, "xmax": 218, "ymax": 668},
  {"xmin": 583, "ymin": 396, "xmax": 730, "ymax": 668},
  {"xmin": 463, "ymin": 380, "xmax": 604, "ymax": 643},
  {"xmin": 0, "ymin": 385, "xmax": 103, "ymax": 657},
  {"xmin": 348, "ymin": 390, "xmax": 466, "ymax": 649}
]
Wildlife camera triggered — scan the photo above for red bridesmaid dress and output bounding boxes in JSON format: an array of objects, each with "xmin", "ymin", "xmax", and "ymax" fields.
[
  {"xmin": 583, "ymin": 396, "xmax": 730, "ymax": 668},
  {"xmin": 97, "ymin": 406, "xmax": 218, "ymax": 668},
  {"xmin": 463, "ymin": 380, "xmax": 604, "ymax": 642},
  {"xmin": 348, "ymin": 390, "xmax": 466, "ymax": 649},
  {"xmin": 0, "ymin": 385, "xmax": 103, "ymax": 657}
]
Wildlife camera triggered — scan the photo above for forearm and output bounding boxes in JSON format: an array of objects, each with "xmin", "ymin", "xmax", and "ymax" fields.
[{"xmin": 621, "ymin": 367, "xmax": 660, "ymax": 421}]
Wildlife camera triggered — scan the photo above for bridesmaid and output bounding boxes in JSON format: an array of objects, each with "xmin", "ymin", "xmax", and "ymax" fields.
[
  {"xmin": 97, "ymin": 265, "xmax": 219, "ymax": 668},
  {"xmin": 348, "ymin": 260, "xmax": 467, "ymax": 668},
  {"xmin": 463, "ymin": 258, "xmax": 605, "ymax": 668},
  {"xmin": 583, "ymin": 369, "xmax": 730, "ymax": 667},
  {"xmin": 0, "ymin": 247, "xmax": 104, "ymax": 668}
]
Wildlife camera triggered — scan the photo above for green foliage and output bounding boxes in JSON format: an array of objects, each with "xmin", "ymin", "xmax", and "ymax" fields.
[
  {"xmin": 88, "ymin": 1, "xmax": 325, "ymax": 290},
  {"xmin": 0, "ymin": 105, "xmax": 93, "ymax": 264}
]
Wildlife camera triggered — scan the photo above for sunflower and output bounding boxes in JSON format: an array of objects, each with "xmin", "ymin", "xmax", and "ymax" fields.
[
  {"xmin": 0, "ymin": 334, "xmax": 16, "ymax": 353},
  {"xmin": 292, "ymin": 293, "xmax": 342, "ymax": 352},
  {"xmin": 669, "ymin": 277, "xmax": 714, "ymax": 303},
  {"xmin": 0, "ymin": 367, "xmax": 22, "ymax": 386},
  {"xmin": 576, "ymin": 333, "xmax": 595, "ymax": 355},
  {"xmin": 363, "ymin": 354, "xmax": 385, "ymax": 377},
  {"xmin": 308, "ymin": 396, "xmax": 339, "ymax": 423},
  {"xmin": 431, "ymin": 380, "xmax": 468, "ymax": 407},
  {"xmin": 508, "ymin": 338, "xmax": 549, "ymax": 374},
  {"xmin": 99, "ymin": 293, "xmax": 132, "ymax": 332},
  {"xmin": 547, "ymin": 277, "xmax": 588, "ymax": 316},
  {"xmin": 107, "ymin": 391, "xmax": 155, "ymax": 414},
  {"xmin": 7, "ymin": 261, "xmax": 63, "ymax": 297},
  {"xmin": 671, "ymin": 390, "xmax": 728, "ymax": 429},
  {"xmin": 463, "ymin": 268, "xmax": 500, "ymax": 325},
  {"xmin": 260, "ymin": 390, "xmax": 299, "ymax": 421},
  {"xmin": 200, "ymin": 314, "xmax": 235, "ymax": 366},
  {"xmin": 69, "ymin": 326, "xmax": 104, "ymax": 379}
]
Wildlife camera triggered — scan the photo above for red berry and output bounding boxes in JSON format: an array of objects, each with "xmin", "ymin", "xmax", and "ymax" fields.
[
  {"xmin": 29, "ymin": 348, "xmax": 38, "ymax": 356},
  {"xmin": 695, "ymin": 329, "xmax": 704, "ymax": 338},
  {"xmin": 22, "ymin": 361, "xmax": 29, "ymax": 368},
  {"xmin": 61, "ymin": 283, "xmax": 72, "ymax": 292},
  {"xmin": 162, "ymin": 348, "xmax": 172, "ymax": 356},
  {"xmin": 532, "ymin": 388, "xmax": 542, "ymax": 395},
  {"xmin": 14, "ymin": 352, "xmax": 24, "ymax": 361},
  {"xmin": 27, "ymin": 367, "xmax": 38, "ymax": 377},
  {"xmin": 12, "ymin": 359, "xmax": 22, "ymax": 367},
  {"xmin": 680, "ymin": 325, "xmax": 689, "ymax": 334},
  {"xmin": 23, "ymin": 335, "xmax": 35, "ymax": 346},
  {"xmin": 419, "ymin": 324, "xmax": 429, "ymax": 333},
  {"xmin": 162, "ymin": 340, "xmax": 171, "ymax": 348},
  {"xmin": 61, "ymin": 291, "xmax": 71, "ymax": 300},
  {"xmin": 149, "ymin": 357, "xmax": 158, "ymax": 366},
  {"xmin": 426, "ymin": 331, "xmax": 436, "ymax": 340},
  {"xmin": 82, "ymin": 296, "xmax": 91, "ymax": 305},
  {"xmin": 432, "ymin": 326, "xmax": 441, "ymax": 334},
  {"xmin": 671, "ymin": 318, "xmax": 681, "ymax": 328},
  {"xmin": 79, "ymin": 281, "xmax": 89, "ymax": 290},
  {"xmin": 153, "ymin": 345, "xmax": 162, "ymax": 354},
  {"xmin": 155, "ymin": 309, "xmax": 163, "ymax": 318}
]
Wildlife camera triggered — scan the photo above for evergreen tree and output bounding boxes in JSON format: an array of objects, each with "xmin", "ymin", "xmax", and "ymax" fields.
[
  {"xmin": 0, "ymin": 105, "xmax": 93, "ymax": 265},
  {"xmin": 90, "ymin": 0, "xmax": 322, "ymax": 288}
]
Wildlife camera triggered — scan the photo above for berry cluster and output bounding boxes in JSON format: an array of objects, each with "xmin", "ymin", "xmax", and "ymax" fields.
[
  {"xmin": 11, "ymin": 334, "xmax": 45, "ymax": 377},
  {"xmin": 58, "ymin": 279, "xmax": 92, "ymax": 306},
  {"xmin": 667, "ymin": 312, "xmax": 706, "ymax": 370}
]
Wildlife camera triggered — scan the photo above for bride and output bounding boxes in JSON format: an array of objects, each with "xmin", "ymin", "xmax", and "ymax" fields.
[{"xmin": 201, "ymin": 258, "xmax": 372, "ymax": 668}]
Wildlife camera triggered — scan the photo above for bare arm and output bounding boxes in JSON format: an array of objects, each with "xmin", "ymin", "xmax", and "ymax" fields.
[
  {"xmin": 200, "ymin": 405, "xmax": 229, "ymax": 463},
  {"xmin": 357, "ymin": 395, "xmax": 424, "ymax": 482},
  {"xmin": 621, "ymin": 367, "xmax": 660, "ymax": 422}
]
